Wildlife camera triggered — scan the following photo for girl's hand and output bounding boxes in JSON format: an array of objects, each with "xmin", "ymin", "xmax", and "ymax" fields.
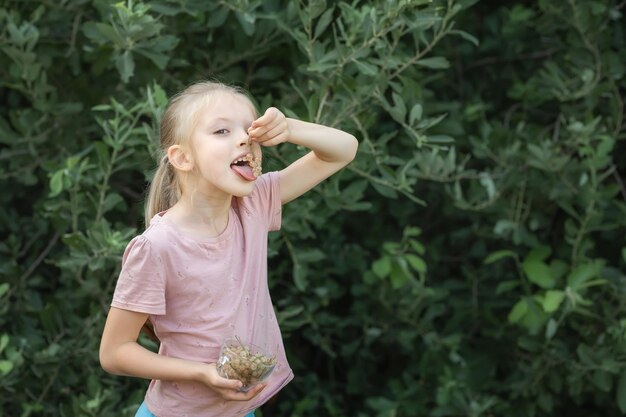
[
  {"xmin": 248, "ymin": 107, "xmax": 289, "ymax": 147},
  {"xmin": 198, "ymin": 363, "xmax": 267, "ymax": 401}
]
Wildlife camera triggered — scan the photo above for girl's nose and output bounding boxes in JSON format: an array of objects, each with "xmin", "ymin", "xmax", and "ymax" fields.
[{"xmin": 238, "ymin": 134, "xmax": 251, "ymax": 148}]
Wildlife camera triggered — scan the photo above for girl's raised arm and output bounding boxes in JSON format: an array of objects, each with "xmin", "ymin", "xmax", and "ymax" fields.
[{"xmin": 248, "ymin": 108, "xmax": 358, "ymax": 204}]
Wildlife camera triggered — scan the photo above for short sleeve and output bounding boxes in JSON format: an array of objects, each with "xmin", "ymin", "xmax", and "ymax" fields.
[
  {"xmin": 111, "ymin": 235, "xmax": 166, "ymax": 315},
  {"xmin": 241, "ymin": 171, "xmax": 282, "ymax": 232}
]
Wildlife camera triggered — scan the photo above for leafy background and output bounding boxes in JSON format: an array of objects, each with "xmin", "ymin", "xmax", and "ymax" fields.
[{"xmin": 1, "ymin": 0, "xmax": 626, "ymax": 416}]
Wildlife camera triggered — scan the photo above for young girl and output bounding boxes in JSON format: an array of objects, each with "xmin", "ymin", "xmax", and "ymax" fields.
[{"xmin": 99, "ymin": 81, "xmax": 358, "ymax": 417}]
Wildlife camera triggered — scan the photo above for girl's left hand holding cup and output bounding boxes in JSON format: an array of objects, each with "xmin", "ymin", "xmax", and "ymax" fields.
[{"xmin": 248, "ymin": 107, "xmax": 290, "ymax": 147}]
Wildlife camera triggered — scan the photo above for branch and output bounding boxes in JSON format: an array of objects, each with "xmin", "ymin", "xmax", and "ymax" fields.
[
  {"xmin": 17, "ymin": 231, "xmax": 61, "ymax": 283},
  {"xmin": 613, "ymin": 164, "xmax": 626, "ymax": 201},
  {"xmin": 465, "ymin": 49, "xmax": 558, "ymax": 71}
]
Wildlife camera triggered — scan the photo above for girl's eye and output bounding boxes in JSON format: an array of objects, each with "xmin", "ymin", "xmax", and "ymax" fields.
[{"xmin": 214, "ymin": 128, "xmax": 229, "ymax": 135}]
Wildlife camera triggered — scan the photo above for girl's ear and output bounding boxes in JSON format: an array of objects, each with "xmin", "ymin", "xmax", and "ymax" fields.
[{"xmin": 167, "ymin": 145, "xmax": 193, "ymax": 172}]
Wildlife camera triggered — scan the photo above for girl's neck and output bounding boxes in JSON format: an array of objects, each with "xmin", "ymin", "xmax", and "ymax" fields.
[{"xmin": 165, "ymin": 192, "xmax": 233, "ymax": 238}]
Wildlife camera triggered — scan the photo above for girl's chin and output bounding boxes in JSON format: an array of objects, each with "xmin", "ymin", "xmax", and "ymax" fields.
[
  {"xmin": 192, "ymin": 172, "xmax": 256, "ymax": 198},
  {"xmin": 229, "ymin": 178, "xmax": 257, "ymax": 197},
  {"xmin": 231, "ymin": 186, "xmax": 255, "ymax": 197}
]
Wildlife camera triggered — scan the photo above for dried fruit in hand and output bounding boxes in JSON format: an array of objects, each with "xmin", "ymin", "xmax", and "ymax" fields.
[{"xmin": 216, "ymin": 337, "xmax": 276, "ymax": 392}]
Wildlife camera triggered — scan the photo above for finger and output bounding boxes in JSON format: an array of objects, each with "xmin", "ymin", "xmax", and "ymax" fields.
[
  {"xmin": 244, "ymin": 383, "xmax": 267, "ymax": 399},
  {"xmin": 252, "ymin": 121, "xmax": 288, "ymax": 144},
  {"xmin": 249, "ymin": 120, "xmax": 281, "ymax": 139},
  {"xmin": 252, "ymin": 107, "xmax": 277, "ymax": 127},
  {"xmin": 252, "ymin": 107, "xmax": 279, "ymax": 128},
  {"xmin": 260, "ymin": 131, "xmax": 289, "ymax": 147},
  {"xmin": 250, "ymin": 115, "xmax": 283, "ymax": 134},
  {"xmin": 252, "ymin": 121, "xmax": 287, "ymax": 143},
  {"xmin": 223, "ymin": 383, "xmax": 267, "ymax": 401},
  {"xmin": 264, "ymin": 122, "xmax": 288, "ymax": 140},
  {"xmin": 212, "ymin": 377, "xmax": 243, "ymax": 391}
]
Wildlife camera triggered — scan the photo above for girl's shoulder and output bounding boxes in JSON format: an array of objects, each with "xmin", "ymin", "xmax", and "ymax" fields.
[
  {"xmin": 234, "ymin": 171, "xmax": 282, "ymax": 231},
  {"xmin": 233, "ymin": 171, "xmax": 281, "ymax": 231},
  {"xmin": 125, "ymin": 215, "xmax": 175, "ymax": 255},
  {"xmin": 237, "ymin": 171, "xmax": 280, "ymax": 210}
]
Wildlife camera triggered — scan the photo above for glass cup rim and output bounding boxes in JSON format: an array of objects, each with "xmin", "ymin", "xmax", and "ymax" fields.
[{"xmin": 221, "ymin": 337, "xmax": 270, "ymax": 354}]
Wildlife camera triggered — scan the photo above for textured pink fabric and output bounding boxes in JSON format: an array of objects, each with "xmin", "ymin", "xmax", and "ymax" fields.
[{"xmin": 111, "ymin": 172, "xmax": 293, "ymax": 417}]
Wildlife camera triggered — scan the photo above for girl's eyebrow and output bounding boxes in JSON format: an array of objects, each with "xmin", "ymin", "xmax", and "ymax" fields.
[
  {"xmin": 208, "ymin": 117, "xmax": 232, "ymax": 124},
  {"xmin": 203, "ymin": 117, "xmax": 233, "ymax": 130},
  {"xmin": 207, "ymin": 117, "xmax": 253, "ymax": 126}
]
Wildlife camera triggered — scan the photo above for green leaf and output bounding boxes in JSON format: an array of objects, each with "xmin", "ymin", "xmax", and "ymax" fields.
[
  {"xmin": 92, "ymin": 104, "xmax": 112, "ymax": 113},
  {"xmin": 545, "ymin": 318, "xmax": 558, "ymax": 339},
  {"xmin": 206, "ymin": 7, "xmax": 229, "ymax": 28},
  {"xmin": 366, "ymin": 396, "xmax": 397, "ymax": 412},
  {"xmin": 567, "ymin": 261, "xmax": 603, "ymax": 290},
  {"xmin": 449, "ymin": 29, "xmax": 479, "ymax": 46},
  {"xmin": 484, "ymin": 249, "xmax": 517, "ymax": 264},
  {"xmin": 389, "ymin": 263, "xmax": 408, "ymax": 289},
  {"xmin": 116, "ymin": 50, "xmax": 135, "ymax": 83},
  {"xmin": 409, "ymin": 239, "xmax": 425, "ymax": 255},
  {"xmin": 526, "ymin": 245, "xmax": 552, "ymax": 262},
  {"xmin": 353, "ymin": 60, "xmax": 378, "ymax": 76},
  {"xmin": 371, "ymin": 182, "xmax": 398, "ymax": 199},
  {"xmin": 409, "ymin": 103, "xmax": 423, "ymax": 125},
  {"xmin": 390, "ymin": 92, "xmax": 406, "ymax": 123},
  {"xmin": 314, "ymin": 7, "xmax": 334, "ymax": 38},
  {"xmin": 308, "ymin": 0, "xmax": 327, "ymax": 19},
  {"xmin": 277, "ymin": 305, "xmax": 304, "ymax": 322},
  {"xmin": 592, "ymin": 370, "xmax": 612, "ymax": 392},
  {"xmin": 97, "ymin": 22, "xmax": 125, "ymax": 45},
  {"xmin": 523, "ymin": 260, "xmax": 555, "ymax": 288},
  {"xmin": 0, "ymin": 283, "xmax": 9, "ymax": 298},
  {"xmin": 577, "ymin": 344, "xmax": 595, "ymax": 366},
  {"xmin": 102, "ymin": 192, "xmax": 125, "ymax": 214},
  {"xmin": 152, "ymin": 83, "xmax": 168, "ymax": 106},
  {"xmin": 135, "ymin": 48, "xmax": 170, "ymax": 69},
  {"xmin": 372, "ymin": 257, "xmax": 391, "ymax": 278},
  {"xmin": 0, "ymin": 360, "xmax": 13, "ymax": 376},
  {"xmin": 0, "ymin": 334, "xmax": 9, "ymax": 353},
  {"xmin": 508, "ymin": 298, "xmax": 528, "ymax": 323},
  {"xmin": 235, "ymin": 12, "xmax": 255, "ymax": 36},
  {"xmin": 415, "ymin": 56, "xmax": 450, "ymax": 69},
  {"xmin": 299, "ymin": 248, "xmax": 326, "ymax": 262},
  {"xmin": 49, "ymin": 170, "xmax": 64, "ymax": 197},
  {"xmin": 293, "ymin": 263, "xmax": 308, "ymax": 291},
  {"xmin": 520, "ymin": 298, "xmax": 547, "ymax": 334},
  {"xmin": 427, "ymin": 135, "xmax": 455, "ymax": 144},
  {"xmin": 495, "ymin": 280, "xmax": 519, "ymax": 294},
  {"xmin": 622, "ymin": 247, "xmax": 626, "ymax": 264},
  {"xmin": 549, "ymin": 259, "xmax": 569, "ymax": 281},
  {"xmin": 417, "ymin": 114, "xmax": 447, "ymax": 130},
  {"xmin": 542, "ymin": 290, "xmax": 564, "ymax": 313},
  {"xmin": 406, "ymin": 254, "xmax": 426, "ymax": 273}
]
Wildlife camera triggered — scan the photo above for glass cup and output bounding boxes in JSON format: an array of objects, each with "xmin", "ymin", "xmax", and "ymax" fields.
[{"xmin": 216, "ymin": 337, "xmax": 277, "ymax": 392}]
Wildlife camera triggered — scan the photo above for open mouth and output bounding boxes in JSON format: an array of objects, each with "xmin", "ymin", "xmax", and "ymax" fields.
[{"xmin": 230, "ymin": 153, "xmax": 262, "ymax": 181}]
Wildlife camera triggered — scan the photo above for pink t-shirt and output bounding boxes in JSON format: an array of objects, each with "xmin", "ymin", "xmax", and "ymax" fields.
[{"xmin": 111, "ymin": 172, "xmax": 294, "ymax": 417}]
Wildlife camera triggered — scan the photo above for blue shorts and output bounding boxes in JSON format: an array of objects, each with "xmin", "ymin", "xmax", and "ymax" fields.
[{"xmin": 135, "ymin": 401, "xmax": 255, "ymax": 417}]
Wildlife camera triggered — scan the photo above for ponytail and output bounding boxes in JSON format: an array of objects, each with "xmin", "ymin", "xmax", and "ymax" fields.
[{"xmin": 144, "ymin": 156, "xmax": 180, "ymax": 227}]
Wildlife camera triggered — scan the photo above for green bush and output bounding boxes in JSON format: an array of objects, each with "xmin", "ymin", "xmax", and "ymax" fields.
[{"xmin": 1, "ymin": 0, "xmax": 625, "ymax": 416}]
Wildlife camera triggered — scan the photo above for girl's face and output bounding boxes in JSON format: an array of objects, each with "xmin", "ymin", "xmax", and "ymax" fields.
[{"xmin": 188, "ymin": 92, "xmax": 262, "ymax": 199}]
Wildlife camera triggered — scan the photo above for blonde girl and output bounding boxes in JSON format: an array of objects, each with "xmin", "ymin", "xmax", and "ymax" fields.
[{"xmin": 99, "ymin": 81, "xmax": 358, "ymax": 417}]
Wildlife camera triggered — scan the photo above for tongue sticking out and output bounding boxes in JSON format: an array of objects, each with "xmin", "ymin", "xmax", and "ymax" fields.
[{"xmin": 231, "ymin": 164, "xmax": 256, "ymax": 181}]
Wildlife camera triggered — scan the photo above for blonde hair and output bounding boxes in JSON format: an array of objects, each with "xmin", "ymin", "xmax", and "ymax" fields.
[{"xmin": 144, "ymin": 81, "xmax": 256, "ymax": 227}]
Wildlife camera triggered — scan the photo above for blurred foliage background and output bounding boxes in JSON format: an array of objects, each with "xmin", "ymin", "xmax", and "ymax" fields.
[{"xmin": 1, "ymin": 0, "xmax": 626, "ymax": 416}]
